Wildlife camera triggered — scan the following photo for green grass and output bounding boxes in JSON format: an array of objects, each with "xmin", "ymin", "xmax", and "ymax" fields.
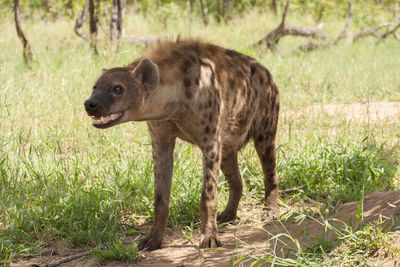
[
  {"xmin": 232, "ymin": 218, "xmax": 400, "ymax": 266},
  {"xmin": 241, "ymin": 137, "xmax": 398, "ymax": 208},
  {"xmin": 91, "ymin": 240, "xmax": 139, "ymax": 263},
  {"xmin": 0, "ymin": 5, "xmax": 399, "ymax": 266},
  {"xmin": 279, "ymin": 139, "xmax": 397, "ymax": 206}
]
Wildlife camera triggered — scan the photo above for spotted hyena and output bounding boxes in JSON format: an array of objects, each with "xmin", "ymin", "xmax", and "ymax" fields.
[{"xmin": 84, "ymin": 39, "xmax": 280, "ymax": 250}]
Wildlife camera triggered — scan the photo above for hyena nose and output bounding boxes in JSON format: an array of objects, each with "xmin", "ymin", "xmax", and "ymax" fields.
[{"xmin": 84, "ymin": 99, "xmax": 98, "ymax": 111}]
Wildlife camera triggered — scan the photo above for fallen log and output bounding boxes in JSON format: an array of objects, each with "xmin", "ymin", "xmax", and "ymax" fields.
[
  {"xmin": 254, "ymin": 1, "xmax": 399, "ymax": 52},
  {"xmin": 253, "ymin": 1, "xmax": 328, "ymax": 51}
]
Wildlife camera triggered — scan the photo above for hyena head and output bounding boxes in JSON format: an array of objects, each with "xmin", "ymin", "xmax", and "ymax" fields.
[{"xmin": 84, "ymin": 58, "xmax": 159, "ymax": 129}]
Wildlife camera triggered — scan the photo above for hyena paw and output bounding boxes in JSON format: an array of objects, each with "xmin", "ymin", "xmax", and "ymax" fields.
[
  {"xmin": 217, "ymin": 210, "xmax": 237, "ymax": 224},
  {"xmin": 199, "ymin": 233, "xmax": 222, "ymax": 248},
  {"xmin": 138, "ymin": 235, "xmax": 162, "ymax": 251}
]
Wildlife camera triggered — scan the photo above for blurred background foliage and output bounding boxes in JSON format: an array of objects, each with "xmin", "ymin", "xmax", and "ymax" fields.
[{"xmin": 1, "ymin": 0, "xmax": 398, "ymax": 25}]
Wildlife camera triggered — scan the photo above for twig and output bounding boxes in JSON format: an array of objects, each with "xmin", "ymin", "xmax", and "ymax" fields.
[
  {"xmin": 20, "ymin": 250, "xmax": 54, "ymax": 259},
  {"xmin": 279, "ymin": 185, "xmax": 305, "ymax": 195},
  {"xmin": 31, "ymin": 251, "xmax": 90, "ymax": 267}
]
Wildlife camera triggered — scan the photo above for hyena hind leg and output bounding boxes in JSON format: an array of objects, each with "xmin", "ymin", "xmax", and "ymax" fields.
[
  {"xmin": 253, "ymin": 127, "xmax": 279, "ymax": 212},
  {"xmin": 217, "ymin": 151, "xmax": 243, "ymax": 224}
]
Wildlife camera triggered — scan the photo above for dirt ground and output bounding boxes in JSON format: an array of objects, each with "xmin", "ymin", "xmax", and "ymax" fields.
[{"xmin": 12, "ymin": 101, "xmax": 400, "ymax": 267}]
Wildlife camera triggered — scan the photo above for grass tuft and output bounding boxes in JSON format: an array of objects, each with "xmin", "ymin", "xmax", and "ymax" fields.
[
  {"xmin": 278, "ymin": 139, "xmax": 398, "ymax": 207},
  {"xmin": 91, "ymin": 240, "xmax": 139, "ymax": 263}
]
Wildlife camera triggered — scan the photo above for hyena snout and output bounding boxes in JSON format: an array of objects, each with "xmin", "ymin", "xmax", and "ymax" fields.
[{"xmin": 84, "ymin": 98, "xmax": 98, "ymax": 112}]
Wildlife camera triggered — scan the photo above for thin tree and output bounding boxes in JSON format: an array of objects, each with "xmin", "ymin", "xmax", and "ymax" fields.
[
  {"xmin": 103, "ymin": 0, "xmax": 109, "ymax": 24},
  {"xmin": 74, "ymin": 0, "xmax": 89, "ymax": 42},
  {"xmin": 89, "ymin": 0, "xmax": 98, "ymax": 54},
  {"xmin": 270, "ymin": 0, "xmax": 277, "ymax": 15},
  {"xmin": 221, "ymin": 0, "xmax": 230, "ymax": 20},
  {"xmin": 13, "ymin": 0, "xmax": 32, "ymax": 65},
  {"xmin": 117, "ymin": 0, "xmax": 126, "ymax": 40},
  {"xmin": 110, "ymin": 0, "xmax": 126, "ymax": 41},
  {"xmin": 188, "ymin": 0, "xmax": 195, "ymax": 14},
  {"xmin": 199, "ymin": 0, "xmax": 209, "ymax": 25}
]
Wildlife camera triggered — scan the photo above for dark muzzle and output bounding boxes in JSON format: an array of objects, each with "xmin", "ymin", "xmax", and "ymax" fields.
[{"xmin": 84, "ymin": 98, "xmax": 98, "ymax": 112}]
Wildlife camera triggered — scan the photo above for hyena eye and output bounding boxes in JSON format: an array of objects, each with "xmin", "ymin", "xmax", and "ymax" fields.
[{"xmin": 113, "ymin": 85, "xmax": 123, "ymax": 95}]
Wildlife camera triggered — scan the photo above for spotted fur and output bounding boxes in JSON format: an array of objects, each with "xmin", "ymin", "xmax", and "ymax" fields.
[{"xmin": 84, "ymin": 38, "xmax": 280, "ymax": 250}]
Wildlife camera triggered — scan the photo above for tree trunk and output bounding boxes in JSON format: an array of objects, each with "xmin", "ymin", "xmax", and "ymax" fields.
[
  {"xmin": 189, "ymin": 0, "xmax": 195, "ymax": 14},
  {"xmin": 74, "ymin": 0, "xmax": 89, "ymax": 42},
  {"xmin": 222, "ymin": 0, "xmax": 230, "ymax": 19},
  {"xmin": 41, "ymin": 0, "xmax": 50, "ymax": 13},
  {"xmin": 117, "ymin": 0, "xmax": 126, "ymax": 40},
  {"xmin": 199, "ymin": 0, "xmax": 209, "ymax": 25},
  {"xmin": 188, "ymin": 0, "xmax": 195, "ymax": 35},
  {"xmin": 316, "ymin": 1, "xmax": 326, "ymax": 23},
  {"xmin": 13, "ymin": 0, "xmax": 32, "ymax": 65},
  {"xmin": 110, "ymin": 0, "xmax": 118, "ymax": 40},
  {"xmin": 110, "ymin": 0, "xmax": 125, "ymax": 42},
  {"xmin": 89, "ymin": 0, "xmax": 98, "ymax": 54},
  {"xmin": 270, "ymin": 0, "xmax": 277, "ymax": 15},
  {"xmin": 103, "ymin": 0, "xmax": 109, "ymax": 24}
]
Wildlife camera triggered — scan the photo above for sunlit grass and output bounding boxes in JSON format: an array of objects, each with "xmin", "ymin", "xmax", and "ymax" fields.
[
  {"xmin": 232, "ymin": 214, "xmax": 400, "ymax": 266},
  {"xmin": 91, "ymin": 240, "xmax": 139, "ymax": 263}
]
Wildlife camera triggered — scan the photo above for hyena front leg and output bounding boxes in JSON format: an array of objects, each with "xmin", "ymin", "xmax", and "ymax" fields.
[
  {"xmin": 199, "ymin": 139, "xmax": 223, "ymax": 248},
  {"xmin": 138, "ymin": 122, "xmax": 176, "ymax": 251}
]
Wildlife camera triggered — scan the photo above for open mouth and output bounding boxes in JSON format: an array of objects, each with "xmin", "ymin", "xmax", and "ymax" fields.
[{"xmin": 90, "ymin": 112, "xmax": 123, "ymax": 127}]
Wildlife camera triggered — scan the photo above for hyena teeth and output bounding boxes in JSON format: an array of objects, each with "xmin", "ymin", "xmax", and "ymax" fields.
[{"xmin": 91, "ymin": 113, "xmax": 122, "ymax": 125}]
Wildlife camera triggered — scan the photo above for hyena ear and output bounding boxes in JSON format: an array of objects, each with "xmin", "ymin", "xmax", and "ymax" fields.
[
  {"xmin": 101, "ymin": 68, "xmax": 109, "ymax": 74},
  {"xmin": 131, "ymin": 58, "xmax": 159, "ymax": 91}
]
